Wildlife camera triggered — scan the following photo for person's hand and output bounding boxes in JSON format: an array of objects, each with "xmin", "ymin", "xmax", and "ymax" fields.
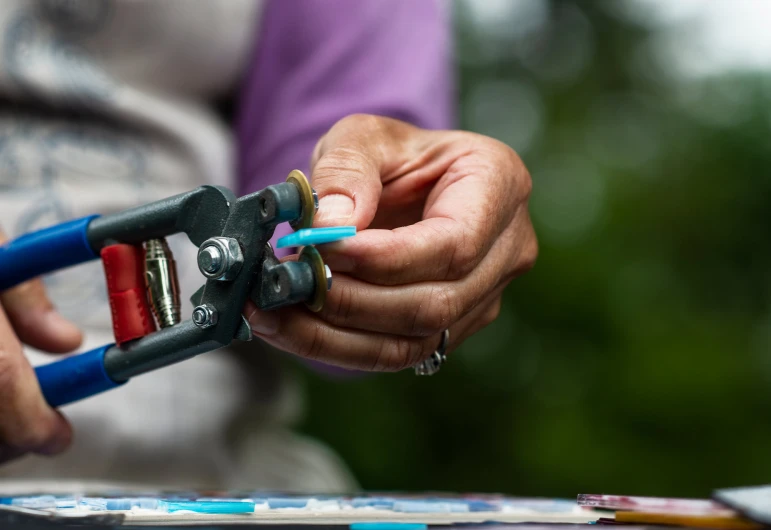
[
  {"xmin": 0, "ymin": 230, "xmax": 82, "ymax": 462},
  {"xmin": 248, "ymin": 115, "xmax": 537, "ymax": 371}
]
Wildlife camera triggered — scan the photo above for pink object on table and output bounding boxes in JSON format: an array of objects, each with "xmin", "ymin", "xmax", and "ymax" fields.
[{"xmin": 577, "ymin": 494, "xmax": 731, "ymax": 515}]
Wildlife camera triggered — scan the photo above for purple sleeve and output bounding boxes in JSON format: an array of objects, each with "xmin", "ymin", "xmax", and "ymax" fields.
[
  {"xmin": 235, "ymin": 0, "xmax": 455, "ymax": 375},
  {"xmin": 237, "ymin": 0, "xmax": 455, "ymax": 247}
]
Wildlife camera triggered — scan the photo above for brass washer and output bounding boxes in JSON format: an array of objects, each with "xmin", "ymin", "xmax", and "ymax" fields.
[
  {"xmin": 286, "ymin": 169, "xmax": 315, "ymax": 230},
  {"xmin": 300, "ymin": 245, "xmax": 327, "ymax": 312}
]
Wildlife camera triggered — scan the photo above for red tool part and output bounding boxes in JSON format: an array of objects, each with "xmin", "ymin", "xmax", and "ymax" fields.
[{"xmin": 101, "ymin": 244, "xmax": 156, "ymax": 344}]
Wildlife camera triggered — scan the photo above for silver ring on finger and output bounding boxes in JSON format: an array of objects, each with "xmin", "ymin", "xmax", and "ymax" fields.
[{"xmin": 414, "ymin": 329, "xmax": 450, "ymax": 376}]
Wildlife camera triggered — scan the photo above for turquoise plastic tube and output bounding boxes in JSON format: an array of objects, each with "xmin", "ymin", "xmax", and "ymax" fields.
[
  {"xmin": 276, "ymin": 226, "xmax": 356, "ymax": 248},
  {"xmin": 158, "ymin": 500, "xmax": 255, "ymax": 514}
]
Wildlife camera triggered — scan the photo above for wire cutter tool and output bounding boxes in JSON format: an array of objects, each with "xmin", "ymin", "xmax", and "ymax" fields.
[{"xmin": 0, "ymin": 170, "xmax": 351, "ymax": 408}]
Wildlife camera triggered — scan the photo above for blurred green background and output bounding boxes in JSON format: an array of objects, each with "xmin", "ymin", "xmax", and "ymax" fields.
[{"xmin": 296, "ymin": 0, "xmax": 771, "ymax": 499}]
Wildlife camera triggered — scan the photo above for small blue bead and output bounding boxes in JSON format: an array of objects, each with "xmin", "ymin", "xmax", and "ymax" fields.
[
  {"xmin": 351, "ymin": 497, "xmax": 395, "ymax": 509},
  {"xmin": 267, "ymin": 497, "xmax": 309, "ymax": 509},
  {"xmin": 467, "ymin": 500, "xmax": 499, "ymax": 512}
]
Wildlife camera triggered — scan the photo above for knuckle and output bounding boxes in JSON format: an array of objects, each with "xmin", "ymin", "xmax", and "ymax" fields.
[
  {"xmin": 324, "ymin": 282, "xmax": 355, "ymax": 326},
  {"xmin": 481, "ymin": 299, "xmax": 502, "ymax": 328},
  {"xmin": 336, "ymin": 113, "xmax": 381, "ymax": 132},
  {"xmin": 499, "ymin": 149, "xmax": 531, "ymax": 203},
  {"xmin": 315, "ymin": 146, "xmax": 369, "ymax": 177},
  {"xmin": 373, "ymin": 336, "xmax": 420, "ymax": 372},
  {"xmin": 294, "ymin": 326, "xmax": 326, "ymax": 362},
  {"xmin": 446, "ymin": 227, "xmax": 482, "ymax": 280},
  {"xmin": 484, "ymin": 137, "xmax": 531, "ymax": 201},
  {"xmin": 501, "ymin": 225, "xmax": 538, "ymax": 284},
  {"xmin": 371, "ymin": 237, "xmax": 411, "ymax": 279},
  {"xmin": 412, "ymin": 286, "xmax": 457, "ymax": 336},
  {"xmin": 315, "ymin": 114, "xmax": 385, "ymax": 170},
  {"xmin": 515, "ymin": 231, "xmax": 539, "ymax": 276},
  {"xmin": 0, "ymin": 341, "xmax": 22, "ymax": 387},
  {"xmin": 518, "ymin": 166, "xmax": 533, "ymax": 201},
  {"xmin": 450, "ymin": 242, "xmax": 480, "ymax": 279},
  {"xmin": 12, "ymin": 422, "xmax": 54, "ymax": 452},
  {"xmin": 313, "ymin": 146, "xmax": 379, "ymax": 194}
]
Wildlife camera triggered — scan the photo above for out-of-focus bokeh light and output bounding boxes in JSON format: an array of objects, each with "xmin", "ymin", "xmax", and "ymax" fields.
[
  {"xmin": 625, "ymin": 0, "xmax": 771, "ymax": 76},
  {"xmin": 530, "ymin": 154, "xmax": 606, "ymax": 246},
  {"xmin": 464, "ymin": 79, "xmax": 544, "ymax": 154}
]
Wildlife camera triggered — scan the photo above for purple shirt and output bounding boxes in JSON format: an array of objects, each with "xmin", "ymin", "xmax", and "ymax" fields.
[
  {"xmin": 235, "ymin": 0, "xmax": 455, "ymax": 374},
  {"xmin": 237, "ymin": 0, "xmax": 455, "ymax": 233}
]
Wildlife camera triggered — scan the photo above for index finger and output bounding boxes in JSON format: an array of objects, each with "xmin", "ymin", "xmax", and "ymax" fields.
[{"xmin": 0, "ymin": 228, "xmax": 82, "ymax": 353}]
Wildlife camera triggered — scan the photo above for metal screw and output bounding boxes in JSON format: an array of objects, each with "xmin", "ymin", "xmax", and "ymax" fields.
[
  {"xmin": 312, "ymin": 189, "xmax": 319, "ymax": 212},
  {"xmin": 192, "ymin": 304, "xmax": 218, "ymax": 329},
  {"xmin": 197, "ymin": 237, "xmax": 243, "ymax": 281},
  {"xmin": 198, "ymin": 245, "xmax": 222, "ymax": 274},
  {"xmin": 324, "ymin": 264, "xmax": 332, "ymax": 290}
]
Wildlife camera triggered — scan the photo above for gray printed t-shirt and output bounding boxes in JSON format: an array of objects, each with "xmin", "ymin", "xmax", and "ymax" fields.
[{"xmin": 0, "ymin": 0, "xmax": 356, "ymax": 492}]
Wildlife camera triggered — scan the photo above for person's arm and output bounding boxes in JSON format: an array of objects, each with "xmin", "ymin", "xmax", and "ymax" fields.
[{"xmin": 236, "ymin": 0, "xmax": 455, "ymax": 250}]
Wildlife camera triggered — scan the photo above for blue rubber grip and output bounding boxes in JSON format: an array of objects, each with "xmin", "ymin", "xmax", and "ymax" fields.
[
  {"xmin": 35, "ymin": 345, "xmax": 124, "ymax": 408},
  {"xmin": 0, "ymin": 215, "xmax": 100, "ymax": 291}
]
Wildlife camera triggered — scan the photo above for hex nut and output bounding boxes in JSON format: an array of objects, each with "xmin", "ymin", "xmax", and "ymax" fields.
[
  {"xmin": 197, "ymin": 237, "xmax": 243, "ymax": 281},
  {"xmin": 192, "ymin": 304, "xmax": 218, "ymax": 329}
]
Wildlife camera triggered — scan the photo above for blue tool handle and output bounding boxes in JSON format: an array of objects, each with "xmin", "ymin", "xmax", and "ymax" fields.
[
  {"xmin": 35, "ymin": 345, "xmax": 124, "ymax": 408},
  {"xmin": 0, "ymin": 215, "xmax": 100, "ymax": 291}
]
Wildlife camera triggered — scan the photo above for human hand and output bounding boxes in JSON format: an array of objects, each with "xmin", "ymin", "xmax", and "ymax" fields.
[
  {"xmin": 0, "ymin": 229, "xmax": 82, "ymax": 462},
  {"xmin": 248, "ymin": 115, "xmax": 537, "ymax": 371}
]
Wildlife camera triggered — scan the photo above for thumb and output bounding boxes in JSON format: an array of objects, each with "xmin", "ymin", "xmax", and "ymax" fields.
[{"xmin": 310, "ymin": 115, "xmax": 397, "ymax": 230}]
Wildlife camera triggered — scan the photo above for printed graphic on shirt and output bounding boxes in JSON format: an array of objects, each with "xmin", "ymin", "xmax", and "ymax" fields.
[
  {"xmin": 3, "ymin": 4, "xmax": 114, "ymax": 104},
  {"xmin": 37, "ymin": 0, "xmax": 112, "ymax": 34},
  {"xmin": 0, "ymin": 116, "xmax": 152, "ymax": 324}
]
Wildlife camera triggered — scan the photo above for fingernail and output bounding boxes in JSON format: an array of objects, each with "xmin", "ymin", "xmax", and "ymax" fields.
[
  {"xmin": 315, "ymin": 194, "xmax": 354, "ymax": 224},
  {"xmin": 321, "ymin": 252, "xmax": 355, "ymax": 273},
  {"xmin": 248, "ymin": 308, "xmax": 279, "ymax": 336}
]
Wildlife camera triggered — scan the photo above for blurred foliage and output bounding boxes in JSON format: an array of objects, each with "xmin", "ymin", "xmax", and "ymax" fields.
[{"xmin": 296, "ymin": 0, "xmax": 771, "ymax": 498}]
